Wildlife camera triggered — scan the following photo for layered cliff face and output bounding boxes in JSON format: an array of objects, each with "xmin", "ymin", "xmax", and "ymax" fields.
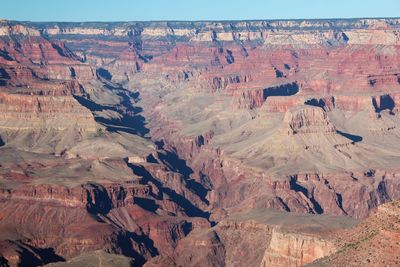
[
  {"xmin": 260, "ymin": 229, "xmax": 336, "ymax": 267},
  {"xmin": 0, "ymin": 18, "xmax": 400, "ymax": 266}
]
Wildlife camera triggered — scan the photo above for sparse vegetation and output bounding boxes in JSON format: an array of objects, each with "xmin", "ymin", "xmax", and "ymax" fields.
[{"xmin": 96, "ymin": 128, "xmax": 106, "ymax": 137}]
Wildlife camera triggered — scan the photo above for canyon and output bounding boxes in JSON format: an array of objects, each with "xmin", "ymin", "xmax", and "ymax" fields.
[{"xmin": 0, "ymin": 18, "xmax": 399, "ymax": 266}]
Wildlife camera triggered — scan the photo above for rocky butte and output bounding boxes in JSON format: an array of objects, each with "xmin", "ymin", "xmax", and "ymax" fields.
[{"xmin": 0, "ymin": 18, "xmax": 399, "ymax": 266}]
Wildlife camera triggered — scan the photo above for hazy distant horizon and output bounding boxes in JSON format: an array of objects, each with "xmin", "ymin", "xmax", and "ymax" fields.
[
  {"xmin": 1, "ymin": 0, "xmax": 400, "ymax": 22},
  {"xmin": 3, "ymin": 17, "xmax": 400, "ymax": 24}
]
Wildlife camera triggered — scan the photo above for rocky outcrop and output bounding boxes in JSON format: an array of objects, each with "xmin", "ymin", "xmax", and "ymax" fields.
[
  {"xmin": 283, "ymin": 106, "xmax": 336, "ymax": 134},
  {"xmin": 260, "ymin": 229, "xmax": 336, "ymax": 267},
  {"xmin": 311, "ymin": 200, "xmax": 400, "ymax": 266}
]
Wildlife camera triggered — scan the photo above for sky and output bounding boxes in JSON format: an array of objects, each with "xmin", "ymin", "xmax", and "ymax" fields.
[{"xmin": 1, "ymin": 0, "xmax": 400, "ymax": 22}]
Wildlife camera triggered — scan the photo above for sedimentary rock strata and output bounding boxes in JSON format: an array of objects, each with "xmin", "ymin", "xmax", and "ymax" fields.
[{"xmin": 0, "ymin": 18, "xmax": 399, "ymax": 266}]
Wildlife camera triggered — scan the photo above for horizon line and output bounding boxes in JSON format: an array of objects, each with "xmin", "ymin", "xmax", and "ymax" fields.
[{"xmin": 2, "ymin": 16, "xmax": 400, "ymax": 24}]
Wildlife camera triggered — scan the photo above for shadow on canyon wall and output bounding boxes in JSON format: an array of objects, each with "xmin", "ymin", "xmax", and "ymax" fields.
[
  {"xmin": 74, "ymin": 88, "xmax": 149, "ymax": 137},
  {"xmin": 336, "ymin": 130, "xmax": 363, "ymax": 143},
  {"xmin": 263, "ymin": 82, "xmax": 299, "ymax": 99},
  {"xmin": 126, "ymin": 161, "xmax": 210, "ymax": 219}
]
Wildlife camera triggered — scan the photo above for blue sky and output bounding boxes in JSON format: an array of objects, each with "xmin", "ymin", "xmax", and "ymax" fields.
[{"xmin": 1, "ymin": 0, "xmax": 400, "ymax": 22}]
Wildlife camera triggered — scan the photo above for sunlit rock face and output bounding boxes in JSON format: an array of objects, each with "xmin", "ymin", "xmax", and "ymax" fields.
[{"xmin": 0, "ymin": 18, "xmax": 400, "ymax": 266}]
